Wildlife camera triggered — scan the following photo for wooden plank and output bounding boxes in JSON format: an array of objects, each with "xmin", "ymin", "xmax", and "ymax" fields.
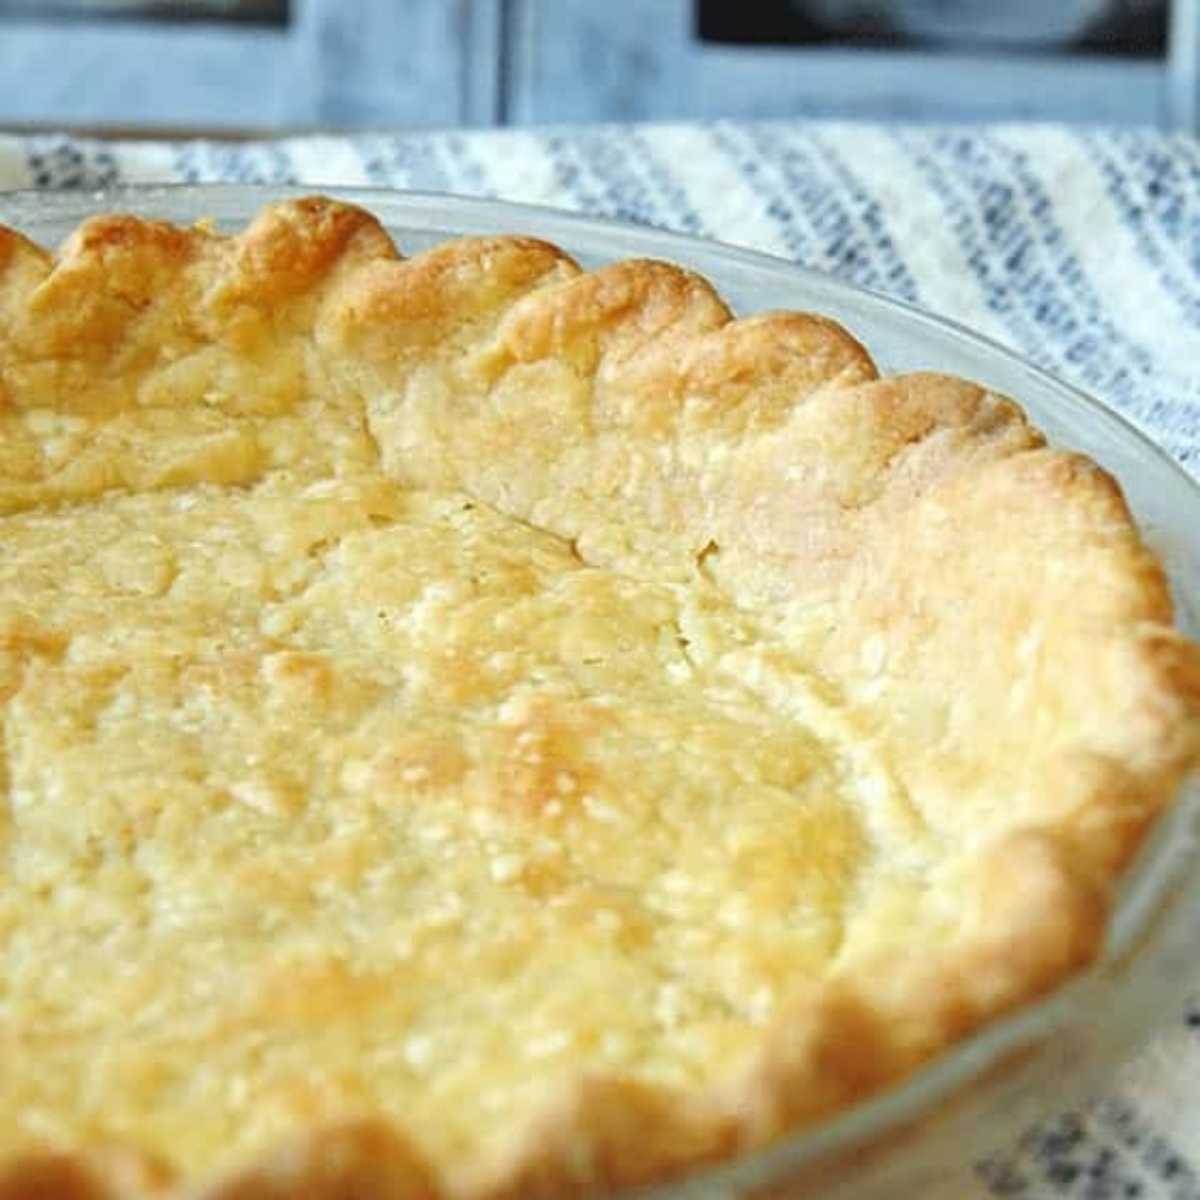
[
  {"xmin": 298, "ymin": 0, "xmax": 473, "ymax": 128},
  {"xmin": 507, "ymin": 0, "xmax": 1166, "ymax": 126},
  {"xmin": 1167, "ymin": 0, "xmax": 1199, "ymax": 132},
  {"xmin": 0, "ymin": 0, "xmax": 495, "ymax": 130},
  {"xmin": 0, "ymin": 18, "xmax": 296, "ymax": 127}
]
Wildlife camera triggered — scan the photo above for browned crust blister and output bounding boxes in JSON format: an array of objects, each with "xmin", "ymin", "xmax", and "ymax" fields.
[{"xmin": 1, "ymin": 197, "xmax": 1198, "ymax": 1199}]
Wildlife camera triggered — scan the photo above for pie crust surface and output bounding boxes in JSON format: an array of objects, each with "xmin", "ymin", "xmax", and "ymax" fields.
[{"xmin": 0, "ymin": 197, "xmax": 1197, "ymax": 1199}]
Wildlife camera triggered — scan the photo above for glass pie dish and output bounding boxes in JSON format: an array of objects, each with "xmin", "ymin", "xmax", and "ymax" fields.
[{"xmin": 1, "ymin": 183, "xmax": 1198, "ymax": 1199}]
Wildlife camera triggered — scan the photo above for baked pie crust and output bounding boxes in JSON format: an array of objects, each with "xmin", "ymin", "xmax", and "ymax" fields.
[{"xmin": 0, "ymin": 196, "xmax": 1197, "ymax": 1199}]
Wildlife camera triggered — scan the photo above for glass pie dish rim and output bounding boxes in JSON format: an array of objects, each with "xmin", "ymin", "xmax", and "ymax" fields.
[{"xmin": 2, "ymin": 181, "xmax": 1197, "ymax": 1198}]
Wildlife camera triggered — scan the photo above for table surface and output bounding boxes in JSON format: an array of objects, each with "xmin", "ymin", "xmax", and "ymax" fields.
[{"xmin": 1, "ymin": 120, "xmax": 1198, "ymax": 1199}]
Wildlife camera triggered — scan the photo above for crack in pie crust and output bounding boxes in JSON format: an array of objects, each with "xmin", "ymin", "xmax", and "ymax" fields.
[{"xmin": 0, "ymin": 196, "xmax": 1197, "ymax": 1199}]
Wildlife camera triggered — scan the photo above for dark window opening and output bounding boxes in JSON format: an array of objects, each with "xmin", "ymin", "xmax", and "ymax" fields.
[
  {"xmin": 696, "ymin": 1, "xmax": 1168, "ymax": 58},
  {"xmin": 0, "ymin": 0, "xmax": 289, "ymax": 26}
]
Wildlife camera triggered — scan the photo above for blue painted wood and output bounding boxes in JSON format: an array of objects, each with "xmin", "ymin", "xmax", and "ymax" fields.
[
  {"xmin": 299, "ymin": 0, "xmax": 488, "ymax": 129},
  {"xmin": 0, "ymin": 0, "xmax": 1186, "ymax": 132},
  {"xmin": 0, "ymin": 0, "xmax": 497, "ymax": 130},
  {"xmin": 0, "ymin": 18, "xmax": 296, "ymax": 127},
  {"xmin": 507, "ymin": 0, "xmax": 1168, "ymax": 128},
  {"xmin": 1168, "ymin": 0, "xmax": 1199, "ymax": 130}
]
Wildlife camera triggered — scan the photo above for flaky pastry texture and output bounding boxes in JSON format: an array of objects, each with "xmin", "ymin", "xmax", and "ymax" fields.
[{"xmin": 0, "ymin": 197, "xmax": 1197, "ymax": 1199}]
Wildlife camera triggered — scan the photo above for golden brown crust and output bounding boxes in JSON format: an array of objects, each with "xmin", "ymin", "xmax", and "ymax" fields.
[
  {"xmin": 0, "ymin": 226, "xmax": 51, "ymax": 332},
  {"xmin": 195, "ymin": 1123, "xmax": 437, "ymax": 1200},
  {"xmin": 0, "ymin": 196, "xmax": 1197, "ymax": 1199},
  {"xmin": 0, "ymin": 1145, "xmax": 172, "ymax": 1200}
]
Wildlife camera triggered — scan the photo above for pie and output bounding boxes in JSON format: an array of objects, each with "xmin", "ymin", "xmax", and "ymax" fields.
[{"xmin": 0, "ymin": 196, "xmax": 1196, "ymax": 1199}]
